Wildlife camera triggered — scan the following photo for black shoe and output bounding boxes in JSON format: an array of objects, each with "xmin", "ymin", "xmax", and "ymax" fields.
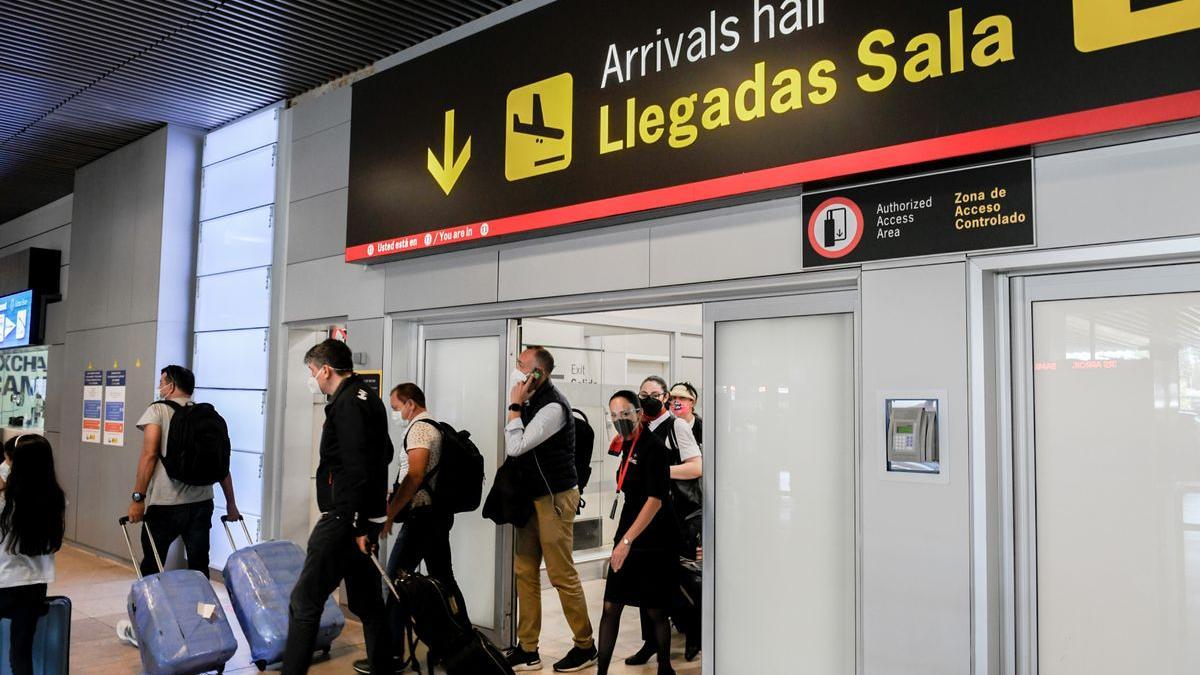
[
  {"xmin": 352, "ymin": 656, "xmax": 405, "ymax": 674},
  {"xmin": 553, "ymin": 645, "xmax": 598, "ymax": 672},
  {"xmin": 624, "ymin": 641, "xmax": 657, "ymax": 666},
  {"xmin": 506, "ymin": 646, "xmax": 543, "ymax": 671},
  {"xmin": 684, "ymin": 636, "xmax": 701, "ymax": 662}
]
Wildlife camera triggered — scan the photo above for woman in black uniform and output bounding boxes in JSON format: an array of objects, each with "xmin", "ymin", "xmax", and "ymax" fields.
[{"xmin": 596, "ymin": 390, "xmax": 678, "ymax": 675}]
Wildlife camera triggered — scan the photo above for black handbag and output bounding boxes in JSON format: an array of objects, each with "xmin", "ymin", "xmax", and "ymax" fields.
[{"xmin": 482, "ymin": 458, "xmax": 533, "ymax": 527}]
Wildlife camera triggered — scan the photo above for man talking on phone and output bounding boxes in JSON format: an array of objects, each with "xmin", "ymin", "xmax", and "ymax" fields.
[{"xmin": 503, "ymin": 346, "xmax": 597, "ymax": 672}]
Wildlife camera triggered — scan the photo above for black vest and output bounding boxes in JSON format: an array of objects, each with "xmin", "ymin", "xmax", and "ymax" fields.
[{"xmin": 517, "ymin": 382, "xmax": 577, "ymax": 497}]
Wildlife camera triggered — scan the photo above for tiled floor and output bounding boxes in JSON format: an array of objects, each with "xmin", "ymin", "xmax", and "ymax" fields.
[{"xmin": 51, "ymin": 545, "xmax": 700, "ymax": 673}]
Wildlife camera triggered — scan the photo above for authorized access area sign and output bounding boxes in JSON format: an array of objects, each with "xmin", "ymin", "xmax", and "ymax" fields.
[
  {"xmin": 802, "ymin": 159, "xmax": 1033, "ymax": 266},
  {"xmin": 347, "ymin": 0, "xmax": 1200, "ymax": 261}
]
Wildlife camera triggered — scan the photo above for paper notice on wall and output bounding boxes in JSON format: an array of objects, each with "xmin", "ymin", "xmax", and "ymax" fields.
[
  {"xmin": 81, "ymin": 370, "xmax": 103, "ymax": 443},
  {"xmin": 103, "ymin": 369, "xmax": 127, "ymax": 447}
]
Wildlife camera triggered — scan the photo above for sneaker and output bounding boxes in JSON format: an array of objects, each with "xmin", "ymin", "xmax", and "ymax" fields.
[
  {"xmin": 506, "ymin": 646, "xmax": 543, "ymax": 671},
  {"xmin": 553, "ymin": 645, "xmax": 598, "ymax": 672},
  {"xmin": 624, "ymin": 641, "xmax": 657, "ymax": 665},
  {"xmin": 115, "ymin": 619, "xmax": 138, "ymax": 648}
]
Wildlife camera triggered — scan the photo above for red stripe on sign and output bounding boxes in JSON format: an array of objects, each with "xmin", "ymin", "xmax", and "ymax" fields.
[{"xmin": 346, "ymin": 89, "xmax": 1200, "ymax": 262}]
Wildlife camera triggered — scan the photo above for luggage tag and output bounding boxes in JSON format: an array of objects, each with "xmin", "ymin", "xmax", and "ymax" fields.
[{"xmin": 197, "ymin": 602, "xmax": 217, "ymax": 620}]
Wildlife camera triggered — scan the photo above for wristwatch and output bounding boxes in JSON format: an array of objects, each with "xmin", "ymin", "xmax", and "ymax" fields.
[
  {"xmin": 508, "ymin": 403, "xmax": 522, "ymax": 412},
  {"xmin": 131, "ymin": 492, "xmax": 145, "ymax": 503}
]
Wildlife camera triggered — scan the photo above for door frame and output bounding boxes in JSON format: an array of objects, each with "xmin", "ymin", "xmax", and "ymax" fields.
[
  {"xmin": 414, "ymin": 319, "xmax": 517, "ymax": 646},
  {"xmin": 1008, "ymin": 262, "xmax": 1200, "ymax": 675},
  {"xmin": 701, "ymin": 290, "xmax": 862, "ymax": 675}
]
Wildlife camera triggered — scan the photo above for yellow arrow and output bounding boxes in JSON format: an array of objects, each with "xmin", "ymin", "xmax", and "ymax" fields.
[{"xmin": 427, "ymin": 109, "xmax": 471, "ymax": 196}]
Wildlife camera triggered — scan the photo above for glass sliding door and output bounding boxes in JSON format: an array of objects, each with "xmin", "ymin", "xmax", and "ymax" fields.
[
  {"xmin": 417, "ymin": 321, "xmax": 514, "ymax": 644},
  {"xmin": 704, "ymin": 292, "xmax": 857, "ymax": 674},
  {"xmin": 1013, "ymin": 265, "xmax": 1200, "ymax": 675}
]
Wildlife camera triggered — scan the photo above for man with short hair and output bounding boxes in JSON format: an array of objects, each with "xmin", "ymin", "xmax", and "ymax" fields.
[
  {"xmin": 127, "ymin": 365, "xmax": 239, "ymax": 578},
  {"xmin": 353, "ymin": 382, "xmax": 470, "ymax": 675},
  {"xmin": 505, "ymin": 346, "xmax": 597, "ymax": 673},
  {"xmin": 283, "ymin": 339, "xmax": 394, "ymax": 675}
]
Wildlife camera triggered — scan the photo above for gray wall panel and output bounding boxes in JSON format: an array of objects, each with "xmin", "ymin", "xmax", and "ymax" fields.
[
  {"xmin": 861, "ymin": 263, "xmax": 971, "ymax": 675},
  {"xmin": 44, "ymin": 343, "xmax": 64, "ymax": 433},
  {"xmin": 287, "ymin": 189, "xmax": 348, "ymax": 264},
  {"xmin": 283, "ymin": 255, "xmax": 384, "ymax": 322},
  {"xmin": 649, "ymin": 197, "xmax": 804, "ymax": 286},
  {"xmin": 1036, "ymin": 132, "xmax": 1200, "ymax": 249},
  {"xmin": 0, "ymin": 196, "xmax": 72, "ymax": 250},
  {"xmin": 0, "ymin": 225, "xmax": 71, "ymax": 265},
  {"xmin": 290, "ymin": 123, "xmax": 350, "ymax": 203},
  {"xmin": 346, "ymin": 318, "xmax": 385, "ymax": 372},
  {"xmin": 383, "ymin": 248, "xmax": 498, "ymax": 312},
  {"xmin": 69, "ymin": 323, "xmax": 159, "ymax": 558},
  {"xmin": 291, "ymin": 86, "xmax": 352, "ymax": 142},
  {"xmin": 498, "ymin": 225, "xmax": 649, "ymax": 301}
]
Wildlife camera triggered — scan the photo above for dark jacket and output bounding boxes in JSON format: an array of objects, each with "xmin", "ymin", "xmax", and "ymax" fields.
[
  {"xmin": 482, "ymin": 458, "xmax": 533, "ymax": 527},
  {"xmin": 515, "ymin": 381, "xmax": 577, "ymax": 497},
  {"xmin": 315, "ymin": 374, "xmax": 394, "ymax": 530}
]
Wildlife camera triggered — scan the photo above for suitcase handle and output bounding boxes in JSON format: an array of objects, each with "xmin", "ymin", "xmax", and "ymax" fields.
[
  {"xmin": 365, "ymin": 546, "xmax": 403, "ymax": 603},
  {"xmin": 219, "ymin": 515, "xmax": 254, "ymax": 551},
  {"xmin": 118, "ymin": 516, "xmax": 163, "ymax": 579}
]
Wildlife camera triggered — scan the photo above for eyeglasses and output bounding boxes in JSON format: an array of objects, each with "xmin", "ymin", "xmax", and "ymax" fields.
[{"xmin": 606, "ymin": 409, "xmax": 641, "ymax": 422}]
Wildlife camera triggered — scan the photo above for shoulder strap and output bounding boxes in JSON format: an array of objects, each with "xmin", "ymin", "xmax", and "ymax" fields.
[
  {"xmin": 572, "ymin": 407, "xmax": 588, "ymax": 424},
  {"xmin": 401, "ymin": 418, "xmax": 445, "ymax": 490},
  {"xmin": 666, "ymin": 418, "xmax": 679, "ymax": 451},
  {"xmin": 156, "ymin": 400, "xmax": 183, "ymax": 412}
]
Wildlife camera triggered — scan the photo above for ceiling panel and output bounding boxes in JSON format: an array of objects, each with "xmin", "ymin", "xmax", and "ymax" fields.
[{"xmin": 0, "ymin": 0, "xmax": 515, "ymax": 223}]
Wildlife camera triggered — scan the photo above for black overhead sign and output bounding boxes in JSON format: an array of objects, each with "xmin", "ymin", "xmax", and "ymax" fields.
[
  {"xmin": 346, "ymin": 0, "xmax": 1200, "ymax": 262},
  {"xmin": 801, "ymin": 159, "xmax": 1034, "ymax": 266}
]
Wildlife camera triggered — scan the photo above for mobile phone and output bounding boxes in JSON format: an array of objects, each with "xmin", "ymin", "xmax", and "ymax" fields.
[{"xmin": 530, "ymin": 368, "xmax": 543, "ymax": 381}]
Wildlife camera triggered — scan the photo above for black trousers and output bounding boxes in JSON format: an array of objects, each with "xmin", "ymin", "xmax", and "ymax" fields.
[
  {"xmin": 283, "ymin": 514, "xmax": 392, "ymax": 674},
  {"xmin": 386, "ymin": 507, "xmax": 470, "ymax": 627},
  {"xmin": 139, "ymin": 500, "xmax": 214, "ymax": 578},
  {"xmin": 0, "ymin": 583, "xmax": 47, "ymax": 675}
]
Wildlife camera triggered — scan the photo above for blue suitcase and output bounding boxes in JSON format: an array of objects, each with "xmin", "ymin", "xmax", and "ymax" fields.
[
  {"xmin": 219, "ymin": 517, "xmax": 344, "ymax": 670},
  {"xmin": 0, "ymin": 595, "xmax": 71, "ymax": 674},
  {"xmin": 120, "ymin": 517, "xmax": 238, "ymax": 675}
]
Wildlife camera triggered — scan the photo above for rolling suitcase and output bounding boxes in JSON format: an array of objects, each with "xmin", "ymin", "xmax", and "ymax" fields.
[
  {"xmin": 119, "ymin": 516, "xmax": 238, "ymax": 675},
  {"xmin": 219, "ymin": 516, "xmax": 344, "ymax": 671},
  {"xmin": 0, "ymin": 595, "xmax": 71, "ymax": 674},
  {"xmin": 368, "ymin": 553, "xmax": 513, "ymax": 675}
]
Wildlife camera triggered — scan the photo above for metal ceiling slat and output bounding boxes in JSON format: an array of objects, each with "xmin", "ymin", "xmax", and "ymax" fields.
[{"xmin": 0, "ymin": 0, "xmax": 515, "ymax": 223}]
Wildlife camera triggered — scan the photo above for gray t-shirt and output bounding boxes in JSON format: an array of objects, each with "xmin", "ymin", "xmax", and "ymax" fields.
[{"xmin": 137, "ymin": 397, "xmax": 214, "ymax": 507}]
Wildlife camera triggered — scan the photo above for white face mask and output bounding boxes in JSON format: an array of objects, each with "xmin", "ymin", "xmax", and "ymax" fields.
[
  {"xmin": 306, "ymin": 374, "xmax": 322, "ymax": 395},
  {"xmin": 0, "ymin": 461, "xmax": 9, "ymax": 482},
  {"xmin": 510, "ymin": 368, "xmax": 528, "ymax": 389},
  {"xmin": 391, "ymin": 410, "xmax": 408, "ymax": 426}
]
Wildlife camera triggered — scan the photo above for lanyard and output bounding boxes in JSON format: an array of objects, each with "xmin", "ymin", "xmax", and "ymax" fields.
[{"xmin": 611, "ymin": 425, "xmax": 642, "ymax": 519}]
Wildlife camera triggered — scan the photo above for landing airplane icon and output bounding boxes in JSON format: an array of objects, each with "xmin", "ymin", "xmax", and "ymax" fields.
[{"xmin": 512, "ymin": 94, "xmax": 566, "ymax": 166}]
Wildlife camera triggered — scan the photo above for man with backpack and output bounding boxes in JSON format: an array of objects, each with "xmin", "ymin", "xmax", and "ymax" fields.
[
  {"xmin": 127, "ymin": 365, "xmax": 240, "ymax": 579},
  {"xmin": 352, "ymin": 382, "xmax": 473, "ymax": 675}
]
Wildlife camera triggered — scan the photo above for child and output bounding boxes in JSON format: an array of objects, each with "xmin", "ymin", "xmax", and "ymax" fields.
[{"xmin": 0, "ymin": 435, "xmax": 67, "ymax": 675}]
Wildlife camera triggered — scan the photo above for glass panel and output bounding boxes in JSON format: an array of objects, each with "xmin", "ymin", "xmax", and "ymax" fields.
[
  {"xmin": 209, "ymin": 507, "xmax": 261, "ymax": 571},
  {"xmin": 194, "ymin": 329, "xmax": 268, "ymax": 390},
  {"xmin": 423, "ymin": 336, "xmax": 501, "ymax": 628},
  {"xmin": 200, "ymin": 144, "xmax": 276, "ymax": 221},
  {"xmin": 194, "ymin": 267, "xmax": 270, "ymax": 333},
  {"xmin": 0, "ymin": 346, "xmax": 48, "ymax": 429},
  {"xmin": 714, "ymin": 312, "xmax": 855, "ymax": 673},
  {"xmin": 203, "ymin": 106, "xmax": 279, "ymax": 167},
  {"xmin": 194, "ymin": 388, "xmax": 266, "ymax": 453},
  {"xmin": 212, "ymin": 449, "xmax": 264, "ymax": 517},
  {"xmin": 198, "ymin": 206, "xmax": 274, "ymax": 276},
  {"xmin": 1033, "ymin": 292, "xmax": 1200, "ymax": 674}
]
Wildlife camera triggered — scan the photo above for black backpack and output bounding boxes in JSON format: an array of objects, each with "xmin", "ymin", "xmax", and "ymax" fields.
[
  {"xmin": 571, "ymin": 408, "xmax": 595, "ymax": 493},
  {"xmin": 410, "ymin": 419, "xmax": 485, "ymax": 514},
  {"xmin": 157, "ymin": 400, "xmax": 231, "ymax": 486}
]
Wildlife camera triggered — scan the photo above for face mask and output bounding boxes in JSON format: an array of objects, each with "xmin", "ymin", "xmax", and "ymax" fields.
[
  {"xmin": 391, "ymin": 410, "xmax": 409, "ymax": 427},
  {"xmin": 613, "ymin": 418, "xmax": 638, "ymax": 439},
  {"xmin": 306, "ymin": 374, "xmax": 322, "ymax": 395},
  {"xmin": 510, "ymin": 368, "xmax": 528, "ymax": 387},
  {"xmin": 640, "ymin": 395, "xmax": 664, "ymax": 417},
  {"xmin": 672, "ymin": 399, "xmax": 694, "ymax": 417},
  {"xmin": 158, "ymin": 386, "xmax": 171, "ymax": 400},
  {"xmin": 0, "ymin": 461, "xmax": 10, "ymax": 482}
]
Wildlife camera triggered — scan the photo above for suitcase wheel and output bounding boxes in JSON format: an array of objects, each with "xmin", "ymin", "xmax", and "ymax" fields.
[{"xmin": 255, "ymin": 660, "xmax": 267, "ymax": 672}]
